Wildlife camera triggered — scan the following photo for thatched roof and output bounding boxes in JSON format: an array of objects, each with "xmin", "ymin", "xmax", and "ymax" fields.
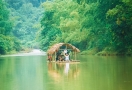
[{"xmin": 47, "ymin": 43, "xmax": 80, "ymax": 54}]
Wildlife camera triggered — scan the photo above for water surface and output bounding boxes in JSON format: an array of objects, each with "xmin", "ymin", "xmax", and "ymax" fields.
[{"xmin": 0, "ymin": 53, "xmax": 132, "ymax": 90}]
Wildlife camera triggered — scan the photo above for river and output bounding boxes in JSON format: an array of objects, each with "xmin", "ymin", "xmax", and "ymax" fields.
[{"xmin": 0, "ymin": 50, "xmax": 132, "ymax": 90}]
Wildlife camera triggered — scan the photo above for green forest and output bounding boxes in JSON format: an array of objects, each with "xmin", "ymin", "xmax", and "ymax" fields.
[{"xmin": 0, "ymin": 0, "xmax": 132, "ymax": 55}]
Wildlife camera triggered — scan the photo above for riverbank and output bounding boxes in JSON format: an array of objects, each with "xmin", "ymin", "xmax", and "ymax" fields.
[
  {"xmin": 0, "ymin": 49, "xmax": 46, "ymax": 56},
  {"xmin": 80, "ymin": 49, "xmax": 132, "ymax": 56},
  {"xmin": 0, "ymin": 48, "xmax": 33, "ymax": 55}
]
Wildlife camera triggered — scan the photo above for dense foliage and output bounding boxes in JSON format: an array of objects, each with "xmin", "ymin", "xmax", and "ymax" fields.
[
  {"xmin": 5, "ymin": 0, "xmax": 46, "ymax": 8},
  {"xmin": 1, "ymin": 0, "xmax": 132, "ymax": 54},
  {"xmin": 10, "ymin": 3, "xmax": 43, "ymax": 48},
  {"xmin": 40, "ymin": 0, "xmax": 132, "ymax": 54},
  {"xmin": 0, "ymin": 0, "xmax": 44, "ymax": 54},
  {"xmin": 0, "ymin": 0, "xmax": 21, "ymax": 54}
]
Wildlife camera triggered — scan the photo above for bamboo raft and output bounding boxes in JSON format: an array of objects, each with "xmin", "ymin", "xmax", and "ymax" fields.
[
  {"xmin": 47, "ymin": 60, "xmax": 80, "ymax": 63},
  {"xmin": 58, "ymin": 60, "xmax": 79, "ymax": 62},
  {"xmin": 47, "ymin": 43, "xmax": 80, "ymax": 63}
]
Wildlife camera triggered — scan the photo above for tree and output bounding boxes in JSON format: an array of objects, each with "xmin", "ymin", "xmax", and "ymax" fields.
[
  {"xmin": 40, "ymin": 0, "xmax": 132, "ymax": 54},
  {"xmin": 106, "ymin": 0, "xmax": 132, "ymax": 52},
  {"xmin": 0, "ymin": 0, "xmax": 21, "ymax": 54},
  {"xmin": 9, "ymin": 3, "xmax": 43, "ymax": 48}
]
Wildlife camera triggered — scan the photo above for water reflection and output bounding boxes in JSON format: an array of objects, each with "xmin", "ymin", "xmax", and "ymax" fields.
[
  {"xmin": 48, "ymin": 62, "xmax": 80, "ymax": 82},
  {"xmin": 64, "ymin": 63, "xmax": 69, "ymax": 75},
  {"xmin": 0, "ymin": 56, "xmax": 47, "ymax": 90},
  {"xmin": 0, "ymin": 55, "xmax": 132, "ymax": 90},
  {"xmin": 79, "ymin": 56, "xmax": 132, "ymax": 90},
  {"xmin": 48, "ymin": 62, "xmax": 61, "ymax": 82}
]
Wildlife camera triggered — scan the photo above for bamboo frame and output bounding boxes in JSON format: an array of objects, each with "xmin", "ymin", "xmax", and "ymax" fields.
[{"xmin": 47, "ymin": 43, "xmax": 80, "ymax": 61}]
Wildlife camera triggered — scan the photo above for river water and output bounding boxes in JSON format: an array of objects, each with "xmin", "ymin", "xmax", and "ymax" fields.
[{"xmin": 0, "ymin": 50, "xmax": 132, "ymax": 90}]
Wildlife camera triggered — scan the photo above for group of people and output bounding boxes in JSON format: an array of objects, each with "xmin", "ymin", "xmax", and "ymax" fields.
[
  {"xmin": 48, "ymin": 49, "xmax": 70, "ymax": 62},
  {"xmin": 56, "ymin": 49, "xmax": 70, "ymax": 62}
]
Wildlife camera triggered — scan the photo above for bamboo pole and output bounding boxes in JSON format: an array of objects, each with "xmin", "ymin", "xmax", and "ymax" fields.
[
  {"xmin": 55, "ymin": 52, "xmax": 56, "ymax": 61},
  {"xmin": 66, "ymin": 44, "xmax": 67, "ymax": 49},
  {"xmin": 73, "ymin": 51, "xmax": 75, "ymax": 61},
  {"xmin": 75, "ymin": 51, "xmax": 76, "ymax": 60},
  {"xmin": 50, "ymin": 54, "xmax": 53, "ymax": 61}
]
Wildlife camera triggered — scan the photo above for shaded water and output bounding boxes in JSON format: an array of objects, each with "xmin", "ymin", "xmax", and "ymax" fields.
[{"xmin": 0, "ymin": 53, "xmax": 132, "ymax": 90}]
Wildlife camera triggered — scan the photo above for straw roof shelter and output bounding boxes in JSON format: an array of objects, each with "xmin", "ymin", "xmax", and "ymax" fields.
[
  {"xmin": 47, "ymin": 43, "xmax": 80, "ymax": 54},
  {"xmin": 47, "ymin": 43, "xmax": 80, "ymax": 61}
]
